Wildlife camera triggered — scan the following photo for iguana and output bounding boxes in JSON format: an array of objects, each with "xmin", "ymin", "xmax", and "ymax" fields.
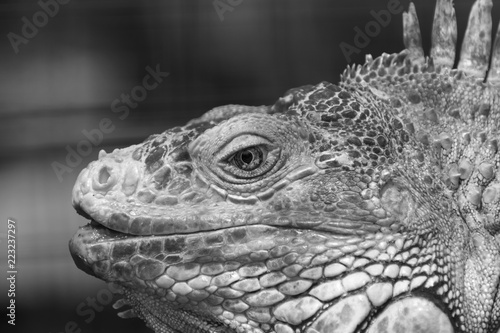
[{"xmin": 69, "ymin": 0, "xmax": 500, "ymax": 332}]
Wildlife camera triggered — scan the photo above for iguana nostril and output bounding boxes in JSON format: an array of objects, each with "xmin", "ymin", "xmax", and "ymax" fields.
[
  {"xmin": 92, "ymin": 165, "xmax": 116, "ymax": 191},
  {"xmin": 99, "ymin": 167, "xmax": 111, "ymax": 184}
]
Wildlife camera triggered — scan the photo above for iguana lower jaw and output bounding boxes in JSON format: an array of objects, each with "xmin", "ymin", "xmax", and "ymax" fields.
[
  {"xmin": 70, "ymin": 218, "xmax": 454, "ymax": 333},
  {"xmin": 70, "ymin": 224, "xmax": 235, "ymax": 333}
]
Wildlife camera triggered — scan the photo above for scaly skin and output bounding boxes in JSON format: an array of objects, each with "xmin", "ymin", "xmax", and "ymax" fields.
[{"xmin": 70, "ymin": 1, "xmax": 500, "ymax": 332}]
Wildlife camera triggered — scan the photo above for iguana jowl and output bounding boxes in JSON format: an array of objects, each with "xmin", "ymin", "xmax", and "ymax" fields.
[{"xmin": 69, "ymin": 0, "xmax": 500, "ymax": 332}]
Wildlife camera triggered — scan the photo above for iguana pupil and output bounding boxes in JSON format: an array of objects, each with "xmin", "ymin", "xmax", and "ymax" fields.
[{"xmin": 233, "ymin": 147, "xmax": 263, "ymax": 171}]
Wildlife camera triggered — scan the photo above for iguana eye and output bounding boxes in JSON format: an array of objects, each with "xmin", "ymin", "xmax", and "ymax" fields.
[
  {"xmin": 211, "ymin": 134, "xmax": 282, "ymax": 181},
  {"xmin": 222, "ymin": 143, "xmax": 280, "ymax": 180},
  {"xmin": 229, "ymin": 146, "xmax": 265, "ymax": 171},
  {"xmin": 188, "ymin": 115, "xmax": 306, "ymax": 188}
]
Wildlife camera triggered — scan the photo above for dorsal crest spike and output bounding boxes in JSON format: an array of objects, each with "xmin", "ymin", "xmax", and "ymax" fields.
[
  {"xmin": 458, "ymin": 0, "xmax": 493, "ymax": 79},
  {"xmin": 487, "ymin": 22, "xmax": 500, "ymax": 85},
  {"xmin": 430, "ymin": 0, "xmax": 457, "ymax": 69},
  {"xmin": 403, "ymin": 2, "xmax": 424, "ymax": 64}
]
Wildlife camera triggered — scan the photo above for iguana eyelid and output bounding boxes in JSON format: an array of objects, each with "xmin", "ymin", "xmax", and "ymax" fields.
[{"xmin": 216, "ymin": 133, "xmax": 275, "ymax": 162}]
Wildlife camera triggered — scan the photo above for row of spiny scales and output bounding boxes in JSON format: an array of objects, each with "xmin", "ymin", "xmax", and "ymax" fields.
[{"xmin": 342, "ymin": 0, "xmax": 500, "ymax": 85}]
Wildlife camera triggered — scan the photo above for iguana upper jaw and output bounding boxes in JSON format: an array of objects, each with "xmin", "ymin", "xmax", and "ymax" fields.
[{"xmin": 71, "ymin": 112, "xmax": 320, "ymax": 238}]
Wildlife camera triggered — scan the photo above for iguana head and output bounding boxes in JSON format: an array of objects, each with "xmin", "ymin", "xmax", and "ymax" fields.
[{"xmin": 70, "ymin": 1, "xmax": 500, "ymax": 332}]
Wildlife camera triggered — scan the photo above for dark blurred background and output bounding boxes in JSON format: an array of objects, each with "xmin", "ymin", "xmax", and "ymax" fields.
[{"xmin": 0, "ymin": 0, "xmax": 497, "ymax": 332}]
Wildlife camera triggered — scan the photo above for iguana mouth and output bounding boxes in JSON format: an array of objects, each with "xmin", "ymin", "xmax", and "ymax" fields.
[
  {"xmin": 85, "ymin": 219, "xmax": 137, "ymax": 238},
  {"xmin": 69, "ymin": 219, "xmax": 238, "ymax": 333},
  {"xmin": 69, "ymin": 220, "xmax": 130, "ymax": 278},
  {"xmin": 69, "ymin": 216, "xmax": 287, "ymax": 278}
]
